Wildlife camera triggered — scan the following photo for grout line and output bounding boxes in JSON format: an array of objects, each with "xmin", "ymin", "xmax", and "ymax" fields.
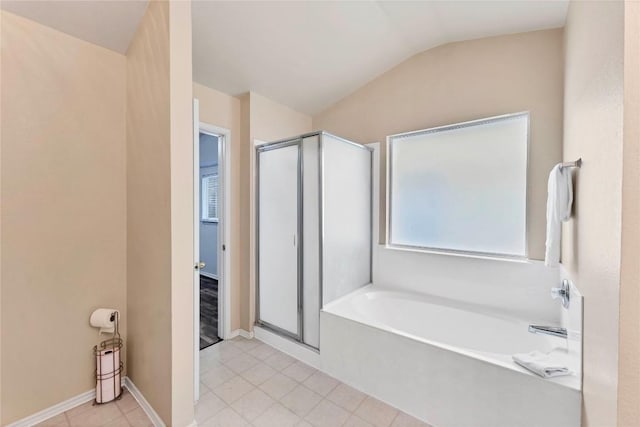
[{"xmin": 352, "ymin": 395, "xmax": 368, "ymax": 418}]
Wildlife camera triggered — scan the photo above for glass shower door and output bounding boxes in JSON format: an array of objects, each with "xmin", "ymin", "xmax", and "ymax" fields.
[{"xmin": 256, "ymin": 142, "xmax": 301, "ymax": 339}]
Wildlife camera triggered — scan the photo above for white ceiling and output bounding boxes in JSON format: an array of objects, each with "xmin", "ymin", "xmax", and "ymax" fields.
[
  {"xmin": 193, "ymin": 1, "xmax": 569, "ymax": 115},
  {"xmin": 1, "ymin": 1, "xmax": 568, "ymax": 113},
  {"xmin": 1, "ymin": 0, "xmax": 149, "ymax": 54}
]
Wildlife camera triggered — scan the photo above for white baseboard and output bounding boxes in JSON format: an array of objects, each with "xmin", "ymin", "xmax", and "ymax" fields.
[
  {"xmin": 5, "ymin": 378, "xmax": 125, "ymax": 427},
  {"xmin": 228, "ymin": 329, "xmax": 253, "ymax": 339},
  {"xmin": 4, "ymin": 377, "xmax": 168, "ymax": 427},
  {"xmin": 5, "ymin": 389, "xmax": 96, "ymax": 427},
  {"xmin": 253, "ymin": 325, "xmax": 321, "ymax": 369},
  {"xmin": 123, "ymin": 377, "xmax": 165, "ymax": 427}
]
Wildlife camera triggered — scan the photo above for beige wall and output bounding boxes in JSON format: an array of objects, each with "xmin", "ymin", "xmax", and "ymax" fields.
[
  {"xmin": 246, "ymin": 92, "xmax": 312, "ymax": 329},
  {"xmin": 313, "ymin": 29, "xmax": 564, "ymax": 259},
  {"xmin": 249, "ymin": 92, "xmax": 313, "ymax": 143},
  {"xmin": 1, "ymin": 11, "xmax": 127, "ymax": 424},
  {"xmin": 562, "ymin": 1, "xmax": 624, "ymax": 426},
  {"xmin": 618, "ymin": 0, "xmax": 640, "ymax": 425},
  {"xmin": 1, "ymin": 2, "xmax": 193, "ymax": 424},
  {"xmin": 193, "ymin": 83, "xmax": 243, "ymax": 331},
  {"xmin": 126, "ymin": 1, "xmax": 173, "ymax": 423}
]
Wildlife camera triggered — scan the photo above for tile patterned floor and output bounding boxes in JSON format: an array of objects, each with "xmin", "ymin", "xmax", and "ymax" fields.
[
  {"xmin": 198, "ymin": 337, "xmax": 430, "ymax": 427},
  {"xmin": 36, "ymin": 389, "xmax": 152, "ymax": 427}
]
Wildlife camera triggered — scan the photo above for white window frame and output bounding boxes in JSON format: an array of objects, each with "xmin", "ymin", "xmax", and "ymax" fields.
[
  {"xmin": 201, "ymin": 173, "xmax": 219, "ymax": 223},
  {"xmin": 385, "ymin": 112, "xmax": 529, "ymax": 260}
]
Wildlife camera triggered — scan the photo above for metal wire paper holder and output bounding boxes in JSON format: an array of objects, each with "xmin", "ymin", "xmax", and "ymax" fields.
[{"xmin": 93, "ymin": 311, "xmax": 123, "ymax": 404}]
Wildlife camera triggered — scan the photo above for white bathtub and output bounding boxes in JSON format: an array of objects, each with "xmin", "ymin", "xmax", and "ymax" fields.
[{"xmin": 320, "ymin": 286, "xmax": 581, "ymax": 427}]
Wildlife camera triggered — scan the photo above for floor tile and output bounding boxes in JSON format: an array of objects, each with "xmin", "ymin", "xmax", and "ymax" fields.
[
  {"xmin": 390, "ymin": 413, "xmax": 430, "ymax": 427},
  {"xmin": 280, "ymin": 384, "xmax": 323, "ymax": 417},
  {"xmin": 240, "ymin": 361, "xmax": 277, "ymax": 385},
  {"xmin": 224, "ymin": 352, "xmax": 260, "ymax": 374},
  {"xmin": 259, "ymin": 372, "xmax": 298, "ymax": 400},
  {"xmin": 199, "ymin": 407, "xmax": 250, "ymax": 427},
  {"xmin": 198, "ymin": 338, "xmax": 430, "ymax": 427},
  {"xmin": 252, "ymin": 402, "xmax": 300, "ymax": 427},
  {"xmin": 102, "ymin": 416, "xmax": 131, "ymax": 427},
  {"xmin": 67, "ymin": 402, "xmax": 122, "ymax": 427},
  {"xmin": 212, "ymin": 375, "xmax": 254, "ymax": 405},
  {"xmin": 344, "ymin": 415, "xmax": 374, "ymax": 427},
  {"xmin": 302, "ymin": 371, "xmax": 340, "ymax": 396},
  {"xmin": 355, "ymin": 397, "xmax": 399, "ymax": 427},
  {"xmin": 116, "ymin": 390, "xmax": 139, "ymax": 414},
  {"xmin": 282, "ymin": 361, "xmax": 316, "ymax": 383},
  {"xmin": 65, "ymin": 401, "xmax": 95, "ymax": 419},
  {"xmin": 230, "ymin": 388, "xmax": 275, "ymax": 421},
  {"xmin": 200, "ymin": 381, "xmax": 212, "ymax": 396},
  {"xmin": 200, "ymin": 344, "xmax": 220, "ymax": 359},
  {"xmin": 201, "ymin": 363, "xmax": 236, "ymax": 389},
  {"xmin": 230, "ymin": 337, "xmax": 261, "ymax": 352},
  {"xmin": 200, "ymin": 357, "xmax": 225, "ymax": 375},
  {"xmin": 123, "ymin": 407, "xmax": 153, "ymax": 427},
  {"xmin": 264, "ymin": 351, "xmax": 297, "ymax": 371},
  {"xmin": 326, "ymin": 383, "xmax": 367, "ymax": 412},
  {"xmin": 248, "ymin": 343, "xmax": 278, "ymax": 360},
  {"xmin": 214, "ymin": 342, "xmax": 245, "ymax": 363},
  {"xmin": 304, "ymin": 399, "xmax": 350, "ymax": 427},
  {"xmin": 195, "ymin": 389, "xmax": 227, "ymax": 424},
  {"xmin": 35, "ymin": 413, "xmax": 69, "ymax": 427}
]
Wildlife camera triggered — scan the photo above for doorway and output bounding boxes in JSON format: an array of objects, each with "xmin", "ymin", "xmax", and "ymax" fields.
[{"xmin": 198, "ymin": 130, "xmax": 222, "ymax": 349}]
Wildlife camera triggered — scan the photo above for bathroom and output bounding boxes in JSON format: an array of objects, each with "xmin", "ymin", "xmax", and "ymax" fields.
[{"xmin": 1, "ymin": 1, "xmax": 639, "ymax": 427}]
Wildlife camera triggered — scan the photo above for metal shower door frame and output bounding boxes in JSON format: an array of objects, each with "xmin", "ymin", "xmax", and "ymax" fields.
[{"xmin": 255, "ymin": 138, "xmax": 304, "ymax": 342}]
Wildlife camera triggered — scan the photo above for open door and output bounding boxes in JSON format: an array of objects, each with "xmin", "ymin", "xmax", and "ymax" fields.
[{"xmin": 193, "ymin": 98, "xmax": 201, "ymax": 402}]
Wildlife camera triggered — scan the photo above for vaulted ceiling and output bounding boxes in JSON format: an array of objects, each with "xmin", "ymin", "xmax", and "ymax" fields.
[
  {"xmin": 1, "ymin": 1, "xmax": 569, "ymax": 115},
  {"xmin": 192, "ymin": 1, "xmax": 569, "ymax": 114}
]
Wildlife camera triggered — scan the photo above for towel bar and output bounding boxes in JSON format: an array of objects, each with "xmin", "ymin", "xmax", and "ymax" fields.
[{"xmin": 560, "ymin": 158, "xmax": 582, "ymax": 170}]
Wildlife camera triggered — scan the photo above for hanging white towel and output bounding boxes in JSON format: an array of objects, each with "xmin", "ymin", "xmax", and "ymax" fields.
[
  {"xmin": 512, "ymin": 351, "xmax": 571, "ymax": 378},
  {"xmin": 545, "ymin": 164, "xmax": 573, "ymax": 266}
]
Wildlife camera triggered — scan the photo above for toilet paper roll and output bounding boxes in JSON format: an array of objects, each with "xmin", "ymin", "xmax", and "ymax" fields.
[{"xmin": 90, "ymin": 308, "xmax": 118, "ymax": 335}]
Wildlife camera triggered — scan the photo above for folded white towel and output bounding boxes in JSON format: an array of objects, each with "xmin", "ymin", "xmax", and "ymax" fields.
[
  {"xmin": 545, "ymin": 164, "xmax": 573, "ymax": 267},
  {"xmin": 512, "ymin": 351, "xmax": 571, "ymax": 378}
]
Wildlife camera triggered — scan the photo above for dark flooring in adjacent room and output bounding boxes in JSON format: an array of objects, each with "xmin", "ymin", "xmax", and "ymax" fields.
[{"xmin": 200, "ymin": 275, "xmax": 221, "ymax": 349}]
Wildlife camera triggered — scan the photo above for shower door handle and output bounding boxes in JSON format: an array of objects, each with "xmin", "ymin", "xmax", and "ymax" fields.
[{"xmin": 293, "ymin": 234, "xmax": 296, "ymax": 247}]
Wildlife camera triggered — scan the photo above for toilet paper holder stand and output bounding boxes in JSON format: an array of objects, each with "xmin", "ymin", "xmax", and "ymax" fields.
[{"xmin": 93, "ymin": 311, "xmax": 123, "ymax": 405}]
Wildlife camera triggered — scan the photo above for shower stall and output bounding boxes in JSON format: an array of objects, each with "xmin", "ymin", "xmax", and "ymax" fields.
[{"xmin": 256, "ymin": 131, "xmax": 373, "ymax": 349}]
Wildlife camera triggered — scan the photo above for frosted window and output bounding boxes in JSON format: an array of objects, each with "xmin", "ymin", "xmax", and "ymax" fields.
[{"xmin": 388, "ymin": 113, "xmax": 528, "ymax": 257}]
